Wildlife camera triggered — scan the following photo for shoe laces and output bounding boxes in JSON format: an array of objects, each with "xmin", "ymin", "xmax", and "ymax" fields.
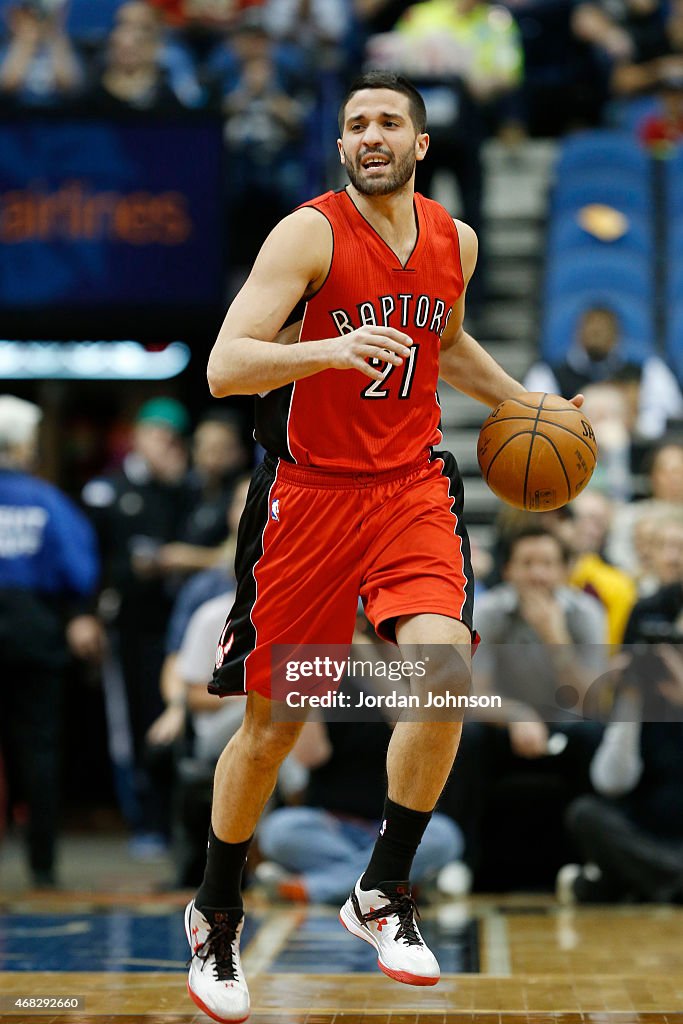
[
  {"xmin": 193, "ymin": 915, "xmax": 240, "ymax": 982},
  {"xmin": 363, "ymin": 892, "xmax": 422, "ymax": 947}
]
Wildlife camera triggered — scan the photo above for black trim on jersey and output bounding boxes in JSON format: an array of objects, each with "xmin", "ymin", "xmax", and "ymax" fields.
[
  {"xmin": 284, "ymin": 299, "xmax": 306, "ymax": 329},
  {"xmin": 254, "ymin": 386, "xmax": 295, "ymax": 463},
  {"xmin": 342, "ymin": 187, "xmax": 420, "ymax": 270},
  {"xmin": 431, "ymin": 448, "xmax": 475, "ymax": 632},
  {"xmin": 210, "ymin": 458, "xmax": 278, "ymax": 696},
  {"xmin": 298, "ymin": 204, "xmax": 335, "ymax": 301}
]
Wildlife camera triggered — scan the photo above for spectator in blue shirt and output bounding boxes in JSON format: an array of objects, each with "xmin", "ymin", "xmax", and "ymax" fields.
[{"xmin": 0, "ymin": 395, "xmax": 101, "ymax": 888}]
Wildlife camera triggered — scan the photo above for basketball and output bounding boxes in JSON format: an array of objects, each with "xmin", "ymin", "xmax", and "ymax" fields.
[{"xmin": 477, "ymin": 392, "xmax": 598, "ymax": 511}]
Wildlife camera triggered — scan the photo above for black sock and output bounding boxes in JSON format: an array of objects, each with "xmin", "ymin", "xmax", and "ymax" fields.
[
  {"xmin": 361, "ymin": 797, "xmax": 432, "ymax": 891},
  {"xmin": 195, "ymin": 826, "xmax": 252, "ymax": 911}
]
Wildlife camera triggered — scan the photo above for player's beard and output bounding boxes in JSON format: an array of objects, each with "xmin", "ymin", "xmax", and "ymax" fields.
[{"xmin": 344, "ymin": 145, "xmax": 417, "ymax": 196}]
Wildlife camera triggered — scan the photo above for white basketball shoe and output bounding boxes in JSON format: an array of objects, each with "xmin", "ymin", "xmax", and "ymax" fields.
[
  {"xmin": 339, "ymin": 877, "xmax": 440, "ymax": 986},
  {"xmin": 185, "ymin": 900, "xmax": 250, "ymax": 1023}
]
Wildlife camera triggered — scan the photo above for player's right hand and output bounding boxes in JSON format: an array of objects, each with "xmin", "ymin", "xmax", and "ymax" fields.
[{"xmin": 327, "ymin": 326, "xmax": 413, "ymax": 380}]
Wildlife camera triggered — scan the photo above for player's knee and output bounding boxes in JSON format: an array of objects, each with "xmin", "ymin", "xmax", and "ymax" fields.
[{"xmin": 241, "ymin": 718, "xmax": 302, "ymax": 766}]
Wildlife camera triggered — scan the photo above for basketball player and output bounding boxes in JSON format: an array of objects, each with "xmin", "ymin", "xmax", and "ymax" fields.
[{"xmin": 186, "ymin": 70, "xmax": 583, "ymax": 1022}]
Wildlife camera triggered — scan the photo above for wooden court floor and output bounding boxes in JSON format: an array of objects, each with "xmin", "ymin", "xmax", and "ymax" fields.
[{"xmin": 1, "ymin": 890, "xmax": 683, "ymax": 1023}]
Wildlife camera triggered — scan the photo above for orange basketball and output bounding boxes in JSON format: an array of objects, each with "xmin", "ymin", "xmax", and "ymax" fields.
[{"xmin": 477, "ymin": 392, "xmax": 598, "ymax": 511}]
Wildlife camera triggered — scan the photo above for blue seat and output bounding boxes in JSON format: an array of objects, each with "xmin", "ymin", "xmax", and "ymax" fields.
[
  {"xmin": 543, "ymin": 290, "xmax": 654, "ymax": 364},
  {"xmin": 545, "ymin": 249, "xmax": 653, "ymax": 306},
  {"xmin": 666, "ymin": 256, "xmax": 683, "ymax": 309},
  {"xmin": 666, "ymin": 302, "xmax": 683, "ymax": 383},
  {"xmin": 551, "ymin": 173, "xmax": 652, "ymax": 216},
  {"xmin": 556, "ymin": 130, "xmax": 650, "ymax": 177},
  {"xmin": 667, "ymin": 218, "xmax": 683, "ymax": 300},
  {"xmin": 65, "ymin": 0, "xmax": 124, "ymax": 42},
  {"xmin": 665, "ymin": 151, "xmax": 683, "ymax": 217},
  {"xmin": 547, "ymin": 211, "xmax": 654, "ymax": 261}
]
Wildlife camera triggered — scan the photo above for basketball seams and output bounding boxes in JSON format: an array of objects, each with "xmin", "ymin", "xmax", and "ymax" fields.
[
  {"xmin": 481, "ymin": 430, "xmax": 534, "ymax": 482},
  {"xmin": 535, "ymin": 433, "xmax": 572, "ymax": 504},
  {"xmin": 522, "ymin": 393, "xmax": 546, "ymax": 509},
  {"xmin": 502, "ymin": 396, "xmax": 580, "ymax": 413},
  {"xmin": 480, "ymin": 415, "xmax": 597, "ymax": 457}
]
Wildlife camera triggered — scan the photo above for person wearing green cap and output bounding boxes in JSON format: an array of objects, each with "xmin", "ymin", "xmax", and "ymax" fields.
[{"xmin": 135, "ymin": 397, "xmax": 192, "ymax": 436}]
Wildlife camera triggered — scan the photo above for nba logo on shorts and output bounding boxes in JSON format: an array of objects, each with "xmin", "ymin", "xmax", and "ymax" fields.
[{"xmin": 271, "ymin": 498, "xmax": 280, "ymax": 521}]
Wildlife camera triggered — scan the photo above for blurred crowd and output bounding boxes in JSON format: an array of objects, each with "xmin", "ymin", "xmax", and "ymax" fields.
[
  {"xmin": 5, "ymin": 0, "xmax": 683, "ymax": 132},
  {"xmin": 1, "ymin": 387, "xmax": 682, "ymax": 906},
  {"xmin": 3, "ymin": 0, "xmax": 683, "ymax": 285}
]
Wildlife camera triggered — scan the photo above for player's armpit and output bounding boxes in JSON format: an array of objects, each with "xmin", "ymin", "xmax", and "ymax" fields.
[{"xmin": 276, "ymin": 319, "xmax": 303, "ymax": 346}]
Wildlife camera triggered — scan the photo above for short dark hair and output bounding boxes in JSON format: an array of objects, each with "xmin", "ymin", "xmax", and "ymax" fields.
[
  {"xmin": 503, "ymin": 524, "xmax": 569, "ymax": 566},
  {"xmin": 338, "ymin": 71, "xmax": 427, "ymax": 135}
]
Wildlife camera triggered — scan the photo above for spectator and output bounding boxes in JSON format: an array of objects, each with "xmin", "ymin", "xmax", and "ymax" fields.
[
  {"xmin": 526, "ymin": 306, "xmax": 683, "ymax": 440},
  {"xmin": 558, "ymin": 583, "xmax": 683, "ymax": 904},
  {"xmin": 155, "ymin": 413, "xmax": 249, "ymax": 576},
  {"xmin": 185, "ymin": 412, "xmax": 249, "ymax": 547},
  {"xmin": 114, "ymin": 0, "xmax": 204, "ymax": 108},
  {"xmin": 256, "ymin": 608, "xmax": 464, "ymax": 904},
  {"xmin": 606, "ymin": 442, "xmax": 683, "ymax": 576},
  {"xmin": 637, "ymin": 510, "xmax": 683, "ymax": 595},
  {"xmin": 605, "ymin": 0, "xmax": 683, "ymax": 98},
  {"xmin": 263, "ymin": 0, "xmax": 352, "ymax": 66},
  {"xmin": 571, "ymin": 0, "xmax": 665, "ymax": 71},
  {"xmin": 0, "ymin": 395, "xmax": 101, "ymax": 887},
  {"xmin": 580, "ymin": 383, "xmax": 634, "ymax": 502},
  {"xmin": 0, "ymin": 0, "xmax": 83, "ymax": 107},
  {"xmin": 87, "ymin": 10, "xmax": 184, "ymax": 113},
  {"xmin": 564, "ymin": 489, "xmax": 638, "ymax": 646},
  {"xmin": 82, "ymin": 397, "xmax": 196, "ymax": 857},
  {"xmin": 443, "ymin": 525, "xmax": 606, "ymax": 880}
]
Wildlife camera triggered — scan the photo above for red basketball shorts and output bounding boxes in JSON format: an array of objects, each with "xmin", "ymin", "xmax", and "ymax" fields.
[{"xmin": 210, "ymin": 450, "xmax": 475, "ymax": 699}]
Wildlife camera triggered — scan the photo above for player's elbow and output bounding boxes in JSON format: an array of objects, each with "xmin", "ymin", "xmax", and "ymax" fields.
[{"xmin": 207, "ymin": 362, "xmax": 234, "ymax": 398}]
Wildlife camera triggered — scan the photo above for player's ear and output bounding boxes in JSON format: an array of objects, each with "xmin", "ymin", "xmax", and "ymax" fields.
[
  {"xmin": 415, "ymin": 132, "xmax": 429, "ymax": 162},
  {"xmin": 337, "ymin": 139, "xmax": 345, "ymax": 165}
]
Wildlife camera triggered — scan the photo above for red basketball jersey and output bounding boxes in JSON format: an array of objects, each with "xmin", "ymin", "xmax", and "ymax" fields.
[{"xmin": 254, "ymin": 188, "xmax": 465, "ymax": 473}]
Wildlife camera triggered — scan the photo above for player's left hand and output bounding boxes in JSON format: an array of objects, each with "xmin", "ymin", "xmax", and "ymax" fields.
[{"xmin": 569, "ymin": 394, "xmax": 584, "ymax": 408}]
